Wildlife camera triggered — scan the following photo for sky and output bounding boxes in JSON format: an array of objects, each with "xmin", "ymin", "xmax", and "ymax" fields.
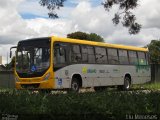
[{"xmin": 0, "ymin": 0, "xmax": 160, "ymax": 64}]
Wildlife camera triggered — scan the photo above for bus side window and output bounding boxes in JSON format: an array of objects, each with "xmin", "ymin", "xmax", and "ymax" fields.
[
  {"xmin": 128, "ymin": 51, "xmax": 138, "ymax": 65},
  {"xmin": 54, "ymin": 44, "xmax": 66, "ymax": 65},
  {"xmin": 108, "ymin": 48, "xmax": 119, "ymax": 64},
  {"xmin": 81, "ymin": 45, "xmax": 88, "ymax": 63},
  {"xmin": 118, "ymin": 49, "xmax": 129, "ymax": 64},
  {"xmin": 88, "ymin": 46, "xmax": 95, "ymax": 63},
  {"xmin": 138, "ymin": 52, "xmax": 147, "ymax": 65},
  {"xmin": 95, "ymin": 47, "xmax": 108, "ymax": 64},
  {"xmin": 71, "ymin": 45, "xmax": 82, "ymax": 63}
]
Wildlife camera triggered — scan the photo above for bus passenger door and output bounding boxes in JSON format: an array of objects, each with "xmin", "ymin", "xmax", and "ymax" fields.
[{"xmin": 53, "ymin": 43, "xmax": 70, "ymax": 89}]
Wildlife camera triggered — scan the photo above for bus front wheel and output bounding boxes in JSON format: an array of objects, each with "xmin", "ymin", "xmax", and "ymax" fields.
[{"xmin": 71, "ymin": 78, "xmax": 80, "ymax": 92}]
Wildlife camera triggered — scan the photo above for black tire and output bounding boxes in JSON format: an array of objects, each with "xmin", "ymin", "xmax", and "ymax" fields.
[
  {"xmin": 123, "ymin": 76, "xmax": 131, "ymax": 91},
  {"xmin": 71, "ymin": 78, "xmax": 80, "ymax": 92}
]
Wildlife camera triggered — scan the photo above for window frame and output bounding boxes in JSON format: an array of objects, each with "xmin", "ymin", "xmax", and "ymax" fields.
[
  {"xmin": 95, "ymin": 46, "xmax": 108, "ymax": 64},
  {"xmin": 86, "ymin": 45, "xmax": 96, "ymax": 64},
  {"xmin": 53, "ymin": 42, "xmax": 70, "ymax": 69},
  {"xmin": 71, "ymin": 44, "xmax": 82, "ymax": 63},
  {"xmin": 81, "ymin": 45, "xmax": 88, "ymax": 63},
  {"xmin": 107, "ymin": 48, "xmax": 119, "ymax": 65},
  {"xmin": 137, "ymin": 51, "xmax": 147, "ymax": 65},
  {"xmin": 128, "ymin": 50, "xmax": 138, "ymax": 65},
  {"xmin": 118, "ymin": 49, "xmax": 129, "ymax": 65},
  {"xmin": 53, "ymin": 41, "xmax": 149, "ymax": 66}
]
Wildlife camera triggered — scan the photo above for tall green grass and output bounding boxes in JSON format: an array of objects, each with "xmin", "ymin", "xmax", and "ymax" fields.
[
  {"xmin": 133, "ymin": 82, "xmax": 160, "ymax": 90},
  {"xmin": 0, "ymin": 89, "xmax": 160, "ymax": 120}
]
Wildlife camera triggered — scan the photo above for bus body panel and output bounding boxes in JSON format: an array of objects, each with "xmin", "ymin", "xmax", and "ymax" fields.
[{"xmin": 54, "ymin": 64, "xmax": 151, "ymax": 89}]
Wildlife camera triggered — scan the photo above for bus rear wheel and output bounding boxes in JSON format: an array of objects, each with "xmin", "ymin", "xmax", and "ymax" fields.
[
  {"xmin": 71, "ymin": 78, "xmax": 80, "ymax": 92},
  {"xmin": 123, "ymin": 76, "xmax": 131, "ymax": 91}
]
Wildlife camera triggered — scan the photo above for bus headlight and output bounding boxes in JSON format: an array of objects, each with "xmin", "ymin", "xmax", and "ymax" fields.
[{"xmin": 44, "ymin": 73, "xmax": 50, "ymax": 81}]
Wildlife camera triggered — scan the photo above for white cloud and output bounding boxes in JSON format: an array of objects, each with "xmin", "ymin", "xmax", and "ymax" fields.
[
  {"xmin": 106, "ymin": 28, "xmax": 155, "ymax": 47},
  {"xmin": 134, "ymin": 0, "xmax": 160, "ymax": 29},
  {"xmin": 25, "ymin": 18, "xmax": 78, "ymax": 37},
  {"xmin": 17, "ymin": 0, "xmax": 48, "ymax": 17},
  {"xmin": 71, "ymin": 1, "xmax": 116, "ymax": 37},
  {"xmin": 1, "ymin": 0, "xmax": 160, "ymax": 64}
]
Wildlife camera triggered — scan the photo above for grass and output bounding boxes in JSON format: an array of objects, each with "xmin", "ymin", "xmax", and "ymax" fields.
[
  {"xmin": 0, "ymin": 82, "xmax": 160, "ymax": 119},
  {"xmin": 0, "ymin": 92, "xmax": 159, "ymax": 119},
  {"xmin": 133, "ymin": 82, "xmax": 160, "ymax": 90}
]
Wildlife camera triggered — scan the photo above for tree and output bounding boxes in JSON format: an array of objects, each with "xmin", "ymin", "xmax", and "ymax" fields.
[
  {"xmin": 67, "ymin": 31, "xmax": 104, "ymax": 42},
  {"xmin": 39, "ymin": 0, "xmax": 66, "ymax": 18},
  {"xmin": 67, "ymin": 31, "xmax": 88, "ymax": 40},
  {"xmin": 102, "ymin": 0, "xmax": 141, "ymax": 35},
  {"xmin": 147, "ymin": 40, "xmax": 160, "ymax": 64},
  {"xmin": 87, "ymin": 33, "xmax": 104, "ymax": 42},
  {"xmin": 39, "ymin": 0, "xmax": 140, "ymax": 34}
]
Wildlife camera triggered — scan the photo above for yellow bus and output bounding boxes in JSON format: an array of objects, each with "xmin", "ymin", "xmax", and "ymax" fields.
[{"xmin": 10, "ymin": 36, "xmax": 151, "ymax": 92}]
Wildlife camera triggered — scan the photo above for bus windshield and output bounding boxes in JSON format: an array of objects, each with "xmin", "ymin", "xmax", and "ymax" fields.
[{"xmin": 16, "ymin": 38, "xmax": 50, "ymax": 77}]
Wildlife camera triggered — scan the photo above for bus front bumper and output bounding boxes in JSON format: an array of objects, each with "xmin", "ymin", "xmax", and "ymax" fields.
[{"xmin": 16, "ymin": 80, "xmax": 54, "ymax": 90}]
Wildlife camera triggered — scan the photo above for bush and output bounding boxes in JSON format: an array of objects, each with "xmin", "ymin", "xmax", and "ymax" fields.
[{"xmin": 0, "ymin": 90, "xmax": 159, "ymax": 119}]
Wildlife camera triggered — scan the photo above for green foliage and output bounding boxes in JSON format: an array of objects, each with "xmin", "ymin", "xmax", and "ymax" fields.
[
  {"xmin": 147, "ymin": 40, "xmax": 160, "ymax": 63},
  {"xmin": 87, "ymin": 33, "xmax": 104, "ymax": 42},
  {"xmin": 67, "ymin": 31, "xmax": 88, "ymax": 40},
  {"xmin": 102, "ymin": 0, "xmax": 141, "ymax": 34},
  {"xmin": 39, "ymin": 0, "xmax": 66, "ymax": 19},
  {"xmin": 67, "ymin": 31, "xmax": 104, "ymax": 42},
  {"xmin": 0, "ymin": 89, "xmax": 160, "ymax": 119},
  {"xmin": 39, "ymin": 0, "xmax": 140, "ymax": 34},
  {"xmin": 133, "ymin": 82, "xmax": 160, "ymax": 90}
]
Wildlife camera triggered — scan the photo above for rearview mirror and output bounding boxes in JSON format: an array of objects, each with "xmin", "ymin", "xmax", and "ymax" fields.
[{"xmin": 10, "ymin": 46, "xmax": 17, "ymax": 58}]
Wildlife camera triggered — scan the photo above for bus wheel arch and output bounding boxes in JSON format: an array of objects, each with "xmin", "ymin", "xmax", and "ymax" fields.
[
  {"xmin": 70, "ymin": 74, "xmax": 82, "ymax": 92},
  {"xmin": 124, "ymin": 73, "xmax": 132, "ymax": 90}
]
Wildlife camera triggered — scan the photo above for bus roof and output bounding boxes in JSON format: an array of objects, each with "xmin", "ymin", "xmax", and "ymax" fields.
[{"xmin": 51, "ymin": 36, "xmax": 148, "ymax": 52}]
